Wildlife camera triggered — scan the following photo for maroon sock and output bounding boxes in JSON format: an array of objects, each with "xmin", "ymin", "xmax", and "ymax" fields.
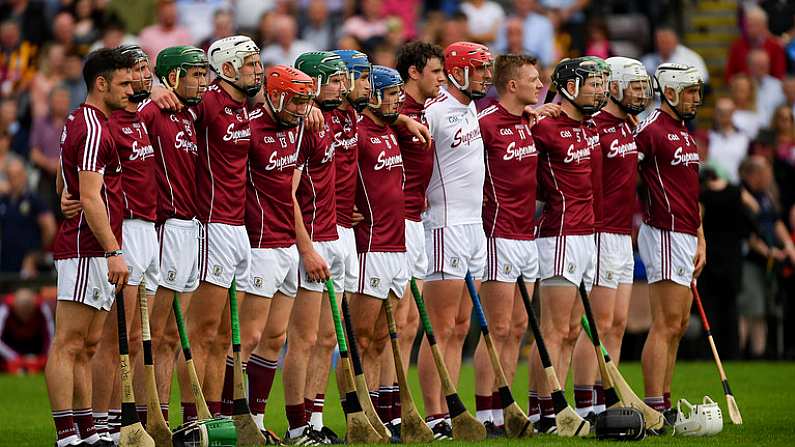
[
  {"xmin": 539, "ymin": 396, "xmax": 554, "ymax": 418},
  {"xmin": 594, "ymin": 384, "xmax": 605, "ymax": 407},
  {"xmin": 425, "ymin": 413, "xmax": 445, "ymax": 424},
  {"xmin": 160, "ymin": 404, "xmax": 169, "ymax": 425},
  {"xmin": 53, "ymin": 410, "xmax": 77, "ymax": 442},
  {"xmin": 108, "ymin": 409, "xmax": 121, "ymax": 436},
  {"xmin": 475, "ymin": 394, "xmax": 492, "ymax": 413},
  {"xmin": 247, "ymin": 355, "xmax": 278, "ymax": 415},
  {"xmin": 207, "ymin": 401, "xmax": 222, "ymax": 417},
  {"xmin": 369, "ymin": 391, "xmax": 380, "ymax": 420},
  {"xmin": 491, "ymin": 390, "xmax": 503, "ymax": 411},
  {"xmin": 221, "ymin": 356, "xmax": 235, "ymax": 416},
  {"xmin": 644, "ymin": 396, "xmax": 665, "ymax": 412},
  {"xmin": 286, "ymin": 403, "xmax": 307, "ymax": 430},
  {"xmin": 74, "ymin": 408, "xmax": 96, "ymax": 441},
  {"xmin": 663, "ymin": 392, "xmax": 671, "ymax": 410},
  {"xmin": 392, "ymin": 383, "xmax": 401, "ymax": 422},
  {"xmin": 181, "ymin": 402, "xmax": 197, "ymax": 423},
  {"xmin": 135, "ymin": 404, "xmax": 147, "ymax": 428},
  {"xmin": 304, "ymin": 398, "xmax": 313, "ymax": 421},
  {"xmin": 376, "ymin": 386, "xmax": 391, "ymax": 422},
  {"xmin": 574, "ymin": 385, "xmax": 593, "ymax": 409},
  {"xmin": 528, "ymin": 391, "xmax": 540, "ymax": 416}
]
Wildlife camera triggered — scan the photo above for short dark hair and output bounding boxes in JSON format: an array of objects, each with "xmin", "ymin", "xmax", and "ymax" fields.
[
  {"xmin": 82, "ymin": 48, "xmax": 135, "ymax": 91},
  {"xmin": 396, "ymin": 41, "xmax": 445, "ymax": 82},
  {"xmin": 494, "ymin": 54, "xmax": 537, "ymax": 95}
]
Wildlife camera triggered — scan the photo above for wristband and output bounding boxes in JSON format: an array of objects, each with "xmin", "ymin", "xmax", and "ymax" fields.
[{"xmin": 104, "ymin": 249, "xmax": 124, "ymax": 258}]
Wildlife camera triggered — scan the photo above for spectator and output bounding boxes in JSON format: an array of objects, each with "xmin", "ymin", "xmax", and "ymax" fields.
[
  {"xmin": 0, "ymin": 0, "xmax": 51, "ymax": 47},
  {"xmin": 584, "ymin": 17, "xmax": 611, "ymax": 59},
  {"xmin": 0, "ymin": 98, "xmax": 27, "ymax": 157},
  {"xmin": 29, "ymin": 86, "xmax": 70, "ymax": 218},
  {"xmin": 106, "ymin": 0, "xmax": 157, "ymax": 35},
  {"xmin": 382, "ymin": 0, "xmax": 420, "ymax": 40},
  {"xmin": 88, "ymin": 17, "xmax": 138, "ymax": 52},
  {"xmin": 260, "ymin": 14, "xmax": 313, "ymax": 67},
  {"xmin": 138, "ymin": 0, "xmax": 193, "ymax": 62},
  {"xmin": 300, "ymin": 0, "xmax": 337, "ymax": 51},
  {"xmin": 0, "ymin": 158, "xmax": 56, "ymax": 277},
  {"xmin": 500, "ymin": 17, "xmax": 526, "ymax": 54},
  {"xmin": 342, "ymin": 0, "xmax": 389, "ymax": 43},
  {"xmin": 642, "ymin": 26, "xmax": 710, "ymax": 83},
  {"xmin": 51, "ymin": 11, "xmax": 77, "ymax": 52},
  {"xmin": 748, "ymin": 48, "xmax": 784, "ymax": 125},
  {"xmin": 438, "ymin": 11, "xmax": 469, "ymax": 48},
  {"xmin": 60, "ymin": 50, "xmax": 86, "ymax": 111},
  {"xmin": 0, "ymin": 288, "xmax": 54, "ymax": 374},
  {"xmin": 460, "ymin": 0, "xmax": 505, "ymax": 47},
  {"xmin": 708, "ymin": 97, "xmax": 750, "ymax": 184},
  {"xmin": 542, "ymin": 0, "xmax": 589, "ymax": 55},
  {"xmin": 253, "ymin": 10, "xmax": 278, "ymax": 49},
  {"xmin": 177, "ymin": 0, "xmax": 232, "ymax": 44},
  {"xmin": 199, "ymin": 8, "xmax": 236, "ymax": 53},
  {"xmin": 738, "ymin": 156, "xmax": 795, "ymax": 359},
  {"xmin": 770, "ymin": 104, "xmax": 795, "ymax": 165},
  {"xmin": 0, "ymin": 129, "xmax": 21, "ymax": 195},
  {"xmin": 726, "ymin": 5, "xmax": 786, "ymax": 82},
  {"xmin": 235, "ymin": 0, "xmax": 275, "ymax": 34},
  {"xmin": 782, "ymin": 75, "xmax": 795, "ymax": 119},
  {"xmin": 0, "ymin": 19, "xmax": 37, "ymax": 98},
  {"xmin": 29, "ymin": 44, "xmax": 65, "ymax": 118},
  {"xmin": 730, "ymin": 74, "xmax": 765, "ymax": 139},
  {"xmin": 494, "ymin": 0, "xmax": 555, "ymax": 68},
  {"xmin": 72, "ymin": 0, "xmax": 100, "ymax": 47}
]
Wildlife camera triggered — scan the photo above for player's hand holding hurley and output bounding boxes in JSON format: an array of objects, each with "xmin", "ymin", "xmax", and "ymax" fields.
[
  {"xmin": 107, "ymin": 253, "xmax": 129, "ymax": 288},
  {"xmin": 300, "ymin": 247, "xmax": 331, "ymax": 282}
]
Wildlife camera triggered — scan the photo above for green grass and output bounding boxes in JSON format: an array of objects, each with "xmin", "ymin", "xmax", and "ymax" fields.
[{"xmin": 1, "ymin": 361, "xmax": 793, "ymax": 446}]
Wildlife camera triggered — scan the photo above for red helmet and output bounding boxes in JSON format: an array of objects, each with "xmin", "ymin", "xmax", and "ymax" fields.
[
  {"xmin": 444, "ymin": 41, "xmax": 493, "ymax": 73},
  {"xmin": 265, "ymin": 65, "xmax": 315, "ymax": 126}
]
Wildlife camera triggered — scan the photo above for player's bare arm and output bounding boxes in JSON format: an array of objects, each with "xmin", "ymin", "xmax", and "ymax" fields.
[
  {"xmin": 78, "ymin": 171, "xmax": 128, "ymax": 286},
  {"xmin": 292, "ymin": 168, "xmax": 330, "ymax": 281}
]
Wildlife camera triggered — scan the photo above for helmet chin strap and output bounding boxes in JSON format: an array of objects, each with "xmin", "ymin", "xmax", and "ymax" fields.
[
  {"xmin": 610, "ymin": 95, "xmax": 642, "ymax": 116},
  {"xmin": 223, "ymin": 77, "xmax": 260, "ymax": 98},
  {"xmin": 661, "ymin": 91, "xmax": 695, "ymax": 121},
  {"xmin": 346, "ymin": 94, "xmax": 369, "ymax": 113}
]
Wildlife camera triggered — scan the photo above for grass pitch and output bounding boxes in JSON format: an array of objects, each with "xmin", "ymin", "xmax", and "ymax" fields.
[{"xmin": 1, "ymin": 361, "xmax": 792, "ymax": 446}]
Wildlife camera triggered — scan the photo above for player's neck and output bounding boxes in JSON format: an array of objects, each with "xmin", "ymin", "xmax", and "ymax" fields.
[
  {"xmin": 404, "ymin": 82, "xmax": 427, "ymax": 104},
  {"xmin": 498, "ymin": 94, "xmax": 526, "ymax": 116},
  {"xmin": 219, "ymin": 80, "xmax": 246, "ymax": 103},
  {"xmin": 603, "ymin": 101, "xmax": 627, "ymax": 120},
  {"xmin": 84, "ymin": 93, "xmax": 111, "ymax": 118},
  {"xmin": 363, "ymin": 108, "xmax": 386, "ymax": 128},
  {"xmin": 560, "ymin": 100, "xmax": 583, "ymax": 122},
  {"xmin": 124, "ymin": 101, "xmax": 139, "ymax": 113},
  {"xmin": 448, "ymin": 86, "xmax": 471, "ymax": 106},
  {"xmin": 661, "ymin": 102, "xmax": 682, "ymax": 123}
]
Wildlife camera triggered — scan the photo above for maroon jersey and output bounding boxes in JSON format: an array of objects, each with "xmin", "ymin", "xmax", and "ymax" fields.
[
  {"xmin": 296, "ymin": 109, "xmax": 338, "ymax": 242},
  {"xmin": 355, "ymin": 115, "xmax": 405, "ymax": 252},
  {"xmin": 395, "ymin": 94, "xmax": 433, "ymax": 222},
  {"xmin": 246, "ymin": 106, "xmax": 300, "ymax": 248},
  {"xmin": 138, "ymin": 100, "xmax": 198, "ymax": 223},
  {"xmin": 53, "ymin": 104, "xmax": 123, "ymax": 259},
  {"xmin": 331, "ymin": 107, "xmax": 359, "ymax": 228},
  {"xmin": 592, "ymin": 110, "xmax": 638, "ymax": 235},
  {"xmin": 109, "ymin": 108, "xmax": 157, "ymax": 222},
  {"xmin": 533, "ymin": 113, "xmax": 598, "ymax": 237},
  {"xmin": 192, "ymin": 81, "xmax": 251, "ymax": 225},
  {"xmin": 636, "ymin": 109, "xmax": 701, "ymax": 235},
  {"xmin": 478, "ymin": 103, "xmax": 538, "ymax": 240}
]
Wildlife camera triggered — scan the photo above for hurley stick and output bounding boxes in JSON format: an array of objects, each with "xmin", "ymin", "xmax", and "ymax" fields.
[
  {"xmin": 137, "ymin": 283, "xmax": 172, "ymax": 446},
  {"xmin": 172, "ymin": 293, "xmax": 212, "ymax": 421},
  {"xmin": 576, "ymin": 282, "xmax": 621, "ymax": 408}
]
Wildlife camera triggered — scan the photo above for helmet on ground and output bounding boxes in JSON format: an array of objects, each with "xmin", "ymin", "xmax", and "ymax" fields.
[{"xmin": 673, "ymin": 396, "xmax": 723, "ymax": 437}]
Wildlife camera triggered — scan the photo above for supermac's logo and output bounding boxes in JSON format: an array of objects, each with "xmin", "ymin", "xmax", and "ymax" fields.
[
  {"xmin": 223, "ymin": 123, "xmax": 251, "ymax": 143},
  {"xmin": 374, "ymin": 150, "xmax": 403, "ymax": 171},
  {"xmin": 671, "ymin": 147, "xmax": 700, "ymax": 167},
  {"xmin": 129, "ymin": 140, "xmax": 154, "ymax": 161},
  {"xmin": 265, "ymin": 150, "xmax": 298, "ymax": 171},
  {"xmin": 451, "ymin": 127, "xmax": 481, "ymax": 148},
  {"xmin": 606, "ymin": 138, "xmax": 637, "ymax": 158},
  {"xmin": 503, "ymin": 141, "xmax": 536, "ymax": 161},
  {"xmin": 563, "ymin": 143, "xmax": 590, "ymax": 164}
]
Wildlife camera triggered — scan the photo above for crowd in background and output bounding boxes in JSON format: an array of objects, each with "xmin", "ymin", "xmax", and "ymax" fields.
[{"xmin": 1, "ymin": 0, "xmax": 795, "ymax": 371}]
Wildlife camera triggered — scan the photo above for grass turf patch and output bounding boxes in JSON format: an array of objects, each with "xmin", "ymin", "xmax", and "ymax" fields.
[{"xmin": 1, "ymin": 361, "xmax": 792, "ymax": 446}]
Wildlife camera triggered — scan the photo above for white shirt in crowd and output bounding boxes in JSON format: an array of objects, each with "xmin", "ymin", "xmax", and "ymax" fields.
[
  {"xmin": 707, "ymin": 128, "xmax": 750, "ymax": 184},
  {"xmin": 460, "ymin": 1, "xmax": 505, "ymax": 47},
  {"xmin": 642, "ymin": 44, "xmax": 710, "ymax": 83},
  {"xmin": 261, "ymin": 40, "xmax": 314, "ymax": 67},
  {"xmin": 755, "ymin": 75, "xmax": 784, "ymax": 126},
  {"xmin": 732, "ymin": 109, "xmax": 766, "ymax": 140}
]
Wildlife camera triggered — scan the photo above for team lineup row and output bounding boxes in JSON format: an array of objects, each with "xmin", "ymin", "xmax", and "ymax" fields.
[{"xmin": 44, "ymin": 33, "xmax": 709, "ymax": 447}]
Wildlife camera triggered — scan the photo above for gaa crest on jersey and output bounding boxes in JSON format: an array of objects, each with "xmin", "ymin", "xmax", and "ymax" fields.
[
  {"xmin": 253, "ymin": 277, "xmax": 264, "ymax": 288},
  {"xmin": 167, "ymin": 270, "xmax": 177, "ymax": 282},
  {"xmin": 503, "ymin": 264, "xmax": 512, "ymax": 274},
  {"xmin": 92, "ymin": 288, "xmax": 100, "ymax": 301},
  {"xmin": 212, "ymin": 264, "xmax": 223, "ymax": 277},
  {"xmin": 450, "ymin": 257, "xmax": 461, "ymax": 269},
  {"xmin": 369, "ymin": 277, "xmax": 381, "ymax": 289},
  {"xmin": 567, "ymin": 263, "xmax": 575, "ymax": 274}
]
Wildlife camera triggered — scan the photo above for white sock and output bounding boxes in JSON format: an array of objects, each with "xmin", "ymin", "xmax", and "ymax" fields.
[
  {"xmin": 81, "ymin": 433, "xmax": 100, "ymax": 445},
  {"xmin": 427, "ymin": 418, "xmax": 443, "ymax": 429},
  {"xmin": 594, "ymin": 404, "xmax": 606, "ymax": 414},
  {"xmin": 476, "ymin": 410, "xmax": 493, "ymax": 424},
  {"xmin": 390, "ymin": 417, "xmax": 401, "ymax": 426},
  {"xmin": 529, "ymin": 413, "xmax": 541, "ymax": 423},
  {"xmin": 575, "ymin": 406, "xmax": 593, "ymax": 418},
  {"xmin": 56, "ymin": 434, "xmax": 80, "ymax": 447},
  {"xmin": 493, "ymin": 408, "xmax": 504, "ymax": 427},
  {"xmin": 309, "ymin": 411, "xmax": 323, "ymax": 430},
  {"xmin": 289, "ymin": 425, "xmax": 308, "ymax": 438},
  {"xmin": 110, "ymin": 432, "xmax": 120, "ymax": 444},
  {"xmin": 253, "ymin": 413, "xmax": 264, "ymax": 431}
]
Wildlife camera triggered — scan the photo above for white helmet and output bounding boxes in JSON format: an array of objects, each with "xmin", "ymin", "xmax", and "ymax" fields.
[
  {"xmin": 208, "ymin": 35, "xmax": 262, "ymax": 96},
  {"xmin": 653, "ymin": 63, "xmax": 703, "ymax": 107},
  {"xmin": 606, "ymin": 56, "xmax": 652, "ymax": 114},
  {"xmin": 673, "ymin": 396, "xmax": 724, "ymax": 437}
]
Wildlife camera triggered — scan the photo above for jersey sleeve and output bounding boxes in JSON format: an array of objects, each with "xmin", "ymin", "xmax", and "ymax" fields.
[
  {"xmin": 634, "ymin": 125, "xmax": 654, "ymax": 164},
  {"xmin": 76, "ymin": 116, "xmax": 108, "ymax": 174},
  {"xmin": 296, "ymin": 128, "xmax": 313, "ymax": 171}
]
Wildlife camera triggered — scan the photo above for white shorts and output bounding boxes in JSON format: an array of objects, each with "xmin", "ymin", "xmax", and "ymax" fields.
[
  {"xmin": 157, "ymin": 218, "xmax": 200, "ymax": 293},
  {"xmin": 593, "ymin": 232, "xmax": 634, "ymax": 289},
  {"xmin": 337, "ymin": 225, "xmax": 360, "ymax": 292},
  {"xmin": 198, "ymin": 223, "xmax": 251, "ymax": 289},
  {"xmin": 537, "ymin": 234, "xmax": 596, "ymax": 286},
  {"xmin": 356, "ymin": 252, "xmax": 409, "ymax": 299},
  {"xmin": 484, "ymin": 237, "xmax": 539, "ymax": 283},
  {"xmin": 122, "ymin": 219, "xmax": 160, "ymax": 293},
  {"xmin": 405, "ymin": 219, "xmax": 428, "ymax": 279},
  {"xmin": 638, "ymin": 224, "xmax": 697, "ymax": 287},
  {"xmin": 240, "ymin": 245, "xmax": 299, "ymax": 298},
  {"xmin": 424, "ymin": 223, "xmax": 487, "ymax": 281},
  {"xmin": 298, "ymin": 238, "xmax": 345, "ymax": 293},
  {"xmin": 55, "ymin": 257, "xmax": 116, "ymax": 311}
]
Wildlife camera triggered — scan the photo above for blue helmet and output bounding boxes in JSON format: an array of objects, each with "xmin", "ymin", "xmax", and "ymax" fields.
[
  {"xmin": 331, "ymin": 50, "xmax": 371, "ymax": 80},
  {"xmin": 369, "ymin": 65, "xmax": 404, "ymax": 123}
]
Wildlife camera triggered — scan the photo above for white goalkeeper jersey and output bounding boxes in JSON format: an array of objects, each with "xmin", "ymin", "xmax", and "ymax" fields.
[{"xmin": 423, "ymin": 88, "xmax": 485, "ymax": 229}]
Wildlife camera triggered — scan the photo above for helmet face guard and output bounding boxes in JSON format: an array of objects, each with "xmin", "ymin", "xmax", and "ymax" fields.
[
  {"xmin": 673, "ymin": 397, "xmax": 724, "ymax": 437},
  {"xmin": 332, "ymin": 50, "xmax": 372, "ymax": 112},
  {"xmin": 445, "ymin": 42, "xmax": 494, "ymax": 99},
  {"xmin": 369, "ymin": 65, "xmax": 404, "ymax": 124},
  {"xmin": 118, "ymin": 45, "xmax": 152, "ymax": 103},
  {"xmin": 156, "ymin": 46, "xmax": 209, "ymax": 106},
  {"xmin": 208, "ymin": 36, "xmax": 263, "ymax": 97},
  {"xmin": 654, "ymin": 63, "xmax": 703, "ymax": 121},
  {"xmin": 554, "ymin": 57, "xmax": 609, "ymax": 116},
  {"xmin": 606, "ymin": 56, "xmax": 652, "ymax": 115},
  {"xmin": 295, "ymin": 52, "xmax": 349, "ymax": 112},
  {"xmin": 265, "ymin": 65, "xmax": 316, "ymax": 128}
]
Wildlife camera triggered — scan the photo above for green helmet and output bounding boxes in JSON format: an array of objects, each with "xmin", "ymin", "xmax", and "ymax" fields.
[
  {"xmin": 156, "ymin": 46, "xmax": 209, "ymax": 106},
  {"xmin": 294, "ymin": 51, "xmax": 348, "ymax": 111}
]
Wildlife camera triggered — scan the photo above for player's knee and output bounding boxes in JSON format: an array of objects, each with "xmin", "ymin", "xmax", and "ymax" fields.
[
  {"xmin": 261, "ymin": 329, "xmax": 287, "ymax": 356},
  {"xmin": 509, "ymin": 315, "xmax": 528, "ymax": 342},
  {"xmin": 240, "ymin": 328, "xmax": 263, "ymax": 356},
  {"xmin": 287, "ymin": 330, "xmax": 316, "ymax": 354},
  {"xmin": 610, "ymin": 312, "xmax": 628, "ymax": 335},
  {"xmin": 452, "ymin": 316, "xmax": 471, "ymax": 341},
  {"xmin": 490, "ymin": 319, "xmax": 512, "ymax": 343}
]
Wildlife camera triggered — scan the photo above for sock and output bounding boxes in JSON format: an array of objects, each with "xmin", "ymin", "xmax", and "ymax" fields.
[
  {"xmin": 528, "ymin": 391, "xmax": 540, "ymax": 422},
  {"xmin": 93, "ymin": 412, "xmax": 108, "ymax": 440},
  {"xmin": 74, "ymin": 408, "xmax": 99, "ymax": 444},
  {"xmin": 108, "ymin": 408, "xmax": 121, "ymax": 441},
  {"xmin": 368, "ymin": 391, "xmax": 380, "ymax": 424},
  {"xmin": 377, "ymin": 386, "xmax": 392, "ymax": 423},
  {"xmin": 253, "ymin": 413, "xmax": 265, "ymax": 431},
  {"xmin": 663, "ymin": 392, "xmax": 671, "ymax": 410},
  {"xmin": 53, "ymin": 410, "xmax": 79, "ymax": 446},
  {"xmin": 310, "ymin": 393, "xmax": 325, "ymax": 429},
  {"xmin": 574, "ymin": 385, "xmax": 594, "ymax": 417},
  {"xmin": 221, "ymin": 356, "xmax": 235, "ymax": 416},
  {"xmin": 135, "ymin": 404, "xmax": 147, "ymax": 428},
  {"xmin": 539, "ymin": 395, "xmax": 554, "ymax": 419},
  {"xmin": 491, "ymin": 391, "xmax": 504, "ymax": 427},
  {"xmin": 475, "ymin": 394, "xmax": 492, "ymax": 423},
  {"xmin": 286, "ymin": 403, "xmax": 307, "ymax": 431},
  {"xmin": 181, "ymin": 402, "xmax": 197, "ymax": 423},
  {"xmin": 425, "ymin": 414, "xmax": 445, "ymax": 428},
  {"xmin": 304, "ymin": 398, "xmax": 313, "ymax": 422},
  {"xmin": 248, "ymin": 355, "xmax": 278, "ymax": 415},
  {"xmin": 644, "ymin": 396, "xmax": 665, "ymax": 412},
  {"xmin": 160, "ymin": 403, "xmax": 169, "ymax": 425},
  {"xmin": 340, "ymin": 394, "xmax": 349, "ymax": 415},
  {"xmin": 594, "ymin": 383, "xmax": 606, "ymax": 413},
  {"xmin": 391, "ymin": 384, "xmax": 401, "ymax": 424},
  {"xmin": 207, "ymin": 401, "xmax": 221, "ymax": 417}
]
